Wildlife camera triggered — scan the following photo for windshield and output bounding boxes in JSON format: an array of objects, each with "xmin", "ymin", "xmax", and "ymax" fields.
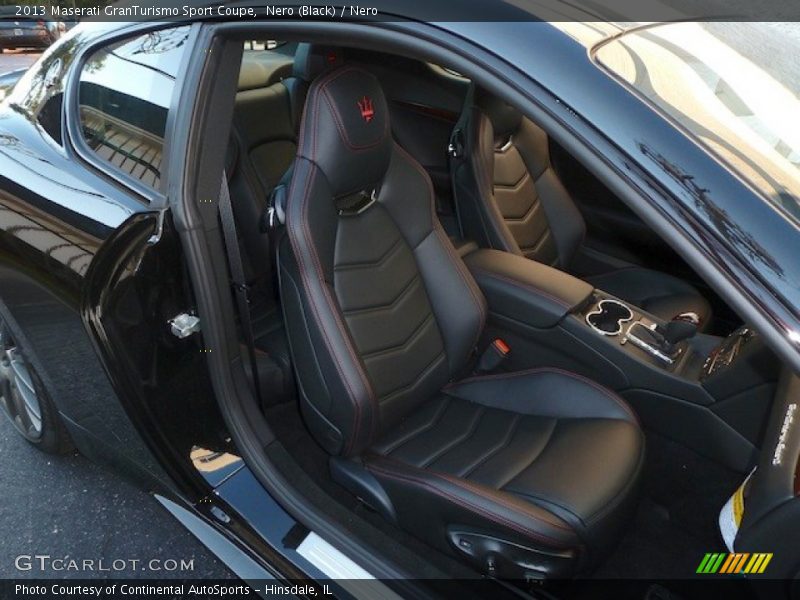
[{"xmin": 593, "ymin": 22, "xmax": 800, "ymax": 225}]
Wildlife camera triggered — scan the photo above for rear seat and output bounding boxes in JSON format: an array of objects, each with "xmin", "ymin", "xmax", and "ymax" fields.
[
  {"xmin": 225, "ymin": 44, "xmax": 344, "ymax": 407},
  {"xmin": 232, "ymin": 44, "xmax": 344, "ymax": 199}
]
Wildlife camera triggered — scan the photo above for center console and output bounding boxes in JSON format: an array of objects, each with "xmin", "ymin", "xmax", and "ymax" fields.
[
  {"xmin": 463, "ymin": 248, "xmax": 781, "ymax": 472},
  {"xmin": 580, "ymin": 293, "xmax": 700, "ymax": 370}
]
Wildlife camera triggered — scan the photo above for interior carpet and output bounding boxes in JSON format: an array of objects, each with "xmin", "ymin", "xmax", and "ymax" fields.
[{"xmin": 593, "ymin": 430, "xmax": 744, "ymax": 579}]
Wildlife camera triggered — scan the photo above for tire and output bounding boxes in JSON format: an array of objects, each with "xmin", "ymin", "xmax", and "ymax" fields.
[{"xmin": 0, "ymin": 320, "xmax": 74, "ymax": 455}]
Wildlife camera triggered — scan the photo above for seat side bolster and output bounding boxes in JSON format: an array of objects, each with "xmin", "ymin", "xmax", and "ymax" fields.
[
  {"xmin": 382, "ymin": 143, "xmax": 488, "ymax": 374},
  {"xmin": 284, "ymin": 159, "xmax": 378, "ymax": 455},
  {"xmin": 364, "ymin": 454, "xmax": 582, "ymax": 552},
  {"xmin": 462, "ymin": 110, "xmax": 522, "ymax": 255},
  {"xmin": 513, "ymin": 118, "xmax": 587, "ymax": 267}
]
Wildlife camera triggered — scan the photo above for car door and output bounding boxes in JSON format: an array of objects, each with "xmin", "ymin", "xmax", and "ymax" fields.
[
  {"xmin": 549, "ymin": 141, "xmax": 705, "ymax": 281},
  {"xmin": 71, "ymin": 24, "xmax": 238, "ymax": 496}
]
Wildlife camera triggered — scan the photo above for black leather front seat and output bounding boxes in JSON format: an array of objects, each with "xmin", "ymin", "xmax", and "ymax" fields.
[
  {"xmin": 278, "ymin": 67, "xmax": 644, "ymax": 578},
  {"xmin": 453, "ymin": 87, "xmax": 711, "ymax": 327}
]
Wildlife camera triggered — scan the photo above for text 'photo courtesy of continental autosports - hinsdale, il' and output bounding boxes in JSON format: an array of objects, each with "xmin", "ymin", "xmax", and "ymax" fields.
[{"xmin": 0, "ymin": 1, "xmax": 799, "ymax": 600}]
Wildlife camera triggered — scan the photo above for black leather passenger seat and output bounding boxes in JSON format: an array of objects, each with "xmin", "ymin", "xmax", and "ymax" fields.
[
  {"xmin": 452, "ymin": 86, "xmax": 712, "ymax": 327},
  {"xmin": 228, "ymin": 43, "xmax": 344, "ymax": 274},
  {"xmin": 277, "ymin": 65, "xmax": 645, "ymax": 578}
]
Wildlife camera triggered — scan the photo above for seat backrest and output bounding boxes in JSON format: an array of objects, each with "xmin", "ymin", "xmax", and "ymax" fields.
[
  {"xmin": 278, "ymin": 67, "xmax": 487, "ymax": 457},
  {"xmin": 233, "ymin": 44, "xmax": 344, "ymax": 198},
  {"xmin": 227, "ymin": 44, "xmax": 344, "ymax": 290},
  {"xmin": 454, "ymin": 87, "xmax": 586, "ymax": 270},
  {"xmin": 234, "ymin": 67, "xmax": 297, "ymax": 199}
]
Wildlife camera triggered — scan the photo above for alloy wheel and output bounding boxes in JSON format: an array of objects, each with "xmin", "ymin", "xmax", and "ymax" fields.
[{"xmin": 0, "ymin": 324, "xmax": 43, "ymax": 441}]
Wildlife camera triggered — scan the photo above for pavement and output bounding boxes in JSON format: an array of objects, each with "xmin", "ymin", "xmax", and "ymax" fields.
[
  {"xmin": 705, "ymin": 22, "xmax": 800, "ymax": 98},
  {"xmin": 0, "ymin": 414, "xmax": 233, "ymax": 580},
  {"xmin": 0, "ymin": 49, "xmax": 41, "ymax": 72}
]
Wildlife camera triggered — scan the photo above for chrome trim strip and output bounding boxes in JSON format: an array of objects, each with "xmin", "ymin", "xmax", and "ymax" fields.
[
  {"xmin": 624, "ymin": 321, "xmax": 677, "ymax": 364},
  {"xmin": 296, "ymin": 533, "xmax": 403, "ymax": 600}
]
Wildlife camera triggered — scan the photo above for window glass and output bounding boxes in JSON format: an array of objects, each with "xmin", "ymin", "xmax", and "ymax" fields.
[
  {"xmin": 595, "ymin": 22, "xmax": 800, "ymax": 224},
  {"xmin": 78, "ymin": 26, "xmax": 190, "ymax": 190}
]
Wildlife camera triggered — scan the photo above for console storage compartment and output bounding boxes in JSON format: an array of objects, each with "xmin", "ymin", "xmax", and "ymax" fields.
[{"xmin": 464, "ymin": 249, "xmax": 593, "ymax": 328}]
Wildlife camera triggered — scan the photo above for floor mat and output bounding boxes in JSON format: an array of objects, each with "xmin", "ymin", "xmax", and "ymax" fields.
[
  {"xmin": 594, "ymin": 431, "xmax": 745, "ymax": 579},
  {"xmin": 264, "ymin": 401, "xmax": 358, "ymax": 509}
]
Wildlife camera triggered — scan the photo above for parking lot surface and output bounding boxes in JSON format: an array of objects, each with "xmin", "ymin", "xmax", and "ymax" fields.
[
  {"xmin": 0, "ymin": 415, "xmax": 233, "ymax": 579},
  {"xmin": 0, "ymin": 50, "xmax": 41, "ymax": 72}
]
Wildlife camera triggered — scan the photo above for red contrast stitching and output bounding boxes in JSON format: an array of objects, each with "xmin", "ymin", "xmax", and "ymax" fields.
[
  {"xmin": 367, "ymin": 460, "xmax": 579, "ymax": 549},
  {"xmin": 392, "ymin": 142, "xmax": 487, "ymax": 345},
  {"xmin": 287, "ymin": 68, "xmax": 381, "ymax": 453}
]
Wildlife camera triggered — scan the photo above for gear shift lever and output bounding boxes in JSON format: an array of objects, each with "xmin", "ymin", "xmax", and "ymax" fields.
[
  {"xmin": 659, "ymin": 319, "xmax": 698, "ymax": 347},
  {"xmin": 624, "ymin": 315, "xmax": 697, "ymax": 365}
]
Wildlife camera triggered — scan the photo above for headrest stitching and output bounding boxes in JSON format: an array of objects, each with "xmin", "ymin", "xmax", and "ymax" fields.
[{"xmin": 296, "ymin": 66, "xmax": 361, "ymax": 161}]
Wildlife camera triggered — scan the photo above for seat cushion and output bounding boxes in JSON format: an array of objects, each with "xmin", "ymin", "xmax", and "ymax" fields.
[
  {"xmin": 586, "ymin": 267, "xmax": 711, "ymax": 328},
  {"xmin": 363, "ymin": 368, "xmax": 644, "ymax": 576}
]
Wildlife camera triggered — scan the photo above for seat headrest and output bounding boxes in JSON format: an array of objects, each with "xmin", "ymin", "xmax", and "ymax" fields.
[
  {"xmin": 475, "ymin": 87, "xmax": 523, "ymax": 138},
  {"xmin": 293, "ymin": 43, "xmax": 344, "ymax": 82},
  {"xmin": 238, "ymin": 55, "xmax": 293, "ymax": 91},
  {"xmin": 297, "ymin": 66, "xmax": 392, "ymax": 196}
]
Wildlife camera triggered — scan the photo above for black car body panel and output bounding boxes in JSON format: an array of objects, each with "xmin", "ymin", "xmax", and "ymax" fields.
[
  {"xmin": 0, "ymin": 23, "xmax": 194, "ymax": 492},
  {"xmin": 0, "ymin": 20, "xmax": 326, "ymax": 585}
]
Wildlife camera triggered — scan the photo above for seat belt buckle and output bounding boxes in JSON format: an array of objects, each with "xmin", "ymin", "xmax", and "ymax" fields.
[{"xmin": 475, "ymin": 338, "xmax": 510, "ymax": 374}]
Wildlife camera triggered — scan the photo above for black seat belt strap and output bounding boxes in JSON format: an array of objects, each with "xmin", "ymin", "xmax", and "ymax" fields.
[
  {"xmin": 448, "ymin": 82, "xmax": 475, "ymax": 239},
  {"xmin": 218, "ymin": 172, "xmax": 264, "ymax": 405}
]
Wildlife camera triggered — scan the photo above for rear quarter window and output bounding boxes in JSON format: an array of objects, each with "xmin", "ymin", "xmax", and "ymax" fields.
[{"xmin": 77, "ymin": 26, "xmax": 190, "ymax": 191}]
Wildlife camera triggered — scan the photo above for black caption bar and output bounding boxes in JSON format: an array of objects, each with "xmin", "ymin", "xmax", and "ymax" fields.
[
  {"xmin": 3, "ymin": 0, "xmax": 800, "ymax": 22},
  {"xmin": 0, "ymin": 578, "xmax": 792, "ymax": 600}
]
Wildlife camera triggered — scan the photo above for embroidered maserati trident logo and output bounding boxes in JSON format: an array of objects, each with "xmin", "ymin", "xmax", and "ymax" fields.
[{"xmin": 358, "ymin": 96, "xmax": 375, "ymax": 123}]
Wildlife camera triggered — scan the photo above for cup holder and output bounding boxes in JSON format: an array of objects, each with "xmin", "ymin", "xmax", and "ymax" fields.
[{"xmin": 585, "ymin": 299, "xmax": 633, "ymax": 336}]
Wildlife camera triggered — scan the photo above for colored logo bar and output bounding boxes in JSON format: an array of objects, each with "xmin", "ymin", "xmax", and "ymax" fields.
[{"xmin": 696, "ymin": 553, "xmax": 772, "ymax": 574}]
